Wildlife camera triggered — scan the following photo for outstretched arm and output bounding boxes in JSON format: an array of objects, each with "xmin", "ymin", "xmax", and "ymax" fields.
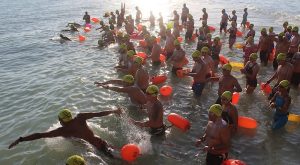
[
  {"xmin": 8, "ymin": 128, "xmax": 63, "ymax": 149},
  {"xmin": 94, "ymin": 80, "xmax": 125, "ymax": 86},
  {"xmin": 102, "ymin": 85, "xmax": 130, "ymax": 93},
  {"xmin": 78, "ymin": 108, "xmax": 122, "ymax": 120}
]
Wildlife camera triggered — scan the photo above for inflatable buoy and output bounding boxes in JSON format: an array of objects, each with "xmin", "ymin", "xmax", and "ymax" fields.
[
  {"xmin": 288, "ymin": 114, "xmax": 300, "ymax": 123},
  {"xmin": 208, "ymin": 26, "xmax": 216, "ymax": 32},
  {"xmin": 236, "ymin": 30, "xmax": 243, "ymax": 37},
  {"xmin": 137, "ymin": 24, "xmax": 143, "ymax": 31},
  {"xmin": 230, "ymin": 62, "xmax": 244, "ymax": 69},
  {"xmin": 238, "ymin": 116, "xmax": 257, "ymax": 129},
  {"xmin": 176, "ymin": 68, "xmax": 190, "ymax": 78},
  {"xmin": 245, "ymin": 21, "xmax": 250, "ymax": 28},
  {"xmin": 136, "ymin": 52, "xmax": 147, "ymax": 59},
  {"xmin": 84, "ymin": 27, "xmax": 91, "ymax": 32},
  {"xmin": 121, "ymin": 144, "xmax": 140, "ymax": 162},
  {"xmin": 260, "ymin": 82, "xmax": 272, "ymax": 94},
  {"xmin": 177, "ymin": 36, "xmax": 183, "ymax": 43},
  {"xmin": 151, "ymin": 75, "xmax": 167, "ymax": 85},
  {"xmin": 91, "ymin": 17, "xmax": 100, "ymax": 23},
  {"xmin": 85, "ymin": 24, "xmax": 92, "ymax": 28},
  {"xmin": 167, "ymin": 113, "xmax": 191, "ymax": 131},
  {"xmin": 78, "ymin": 35, "xmax": 86, "ymax": 42},
  {"xmin": 191, "ymin": 33, "xmax": 197, "ymax": 41},
  {"xmin": 268, "ymin": 48, "xmax": 275, "ymax": 61},
  {"xmin": 219, "ymin": 54, "xmax": 229, "ymax": 65},
  {"xmin": 234, "ymin": 43, "xmax": 244, "ymax": 49},
  {"xmin": 160, "ymin": 54, "xmax": 166, "ymax": 62},
  {"xmin": 222, "ymin": 159, "xmax": 247, "ymax": 165},
  {"xmin": 160, "ymin": 85, "xmax": 173, "ymax": 96},
  {"xmin": 156, "ymin": 37, "xmax": 161, "ymax": 43},
  {"xmin": 139, "ymin": 40, "xmax": 147, "ymax": 48},
  {"xmin": 231, "ymin": 92, "xmax": 240, "ymax": 105}
]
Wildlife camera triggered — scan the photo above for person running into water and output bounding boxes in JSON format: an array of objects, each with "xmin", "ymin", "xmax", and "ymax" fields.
[
  {"xmin": 220, "ymin": 9, "xmax": 229, "ymax": 34},
  {"xmin": 258, "ymin": 28, "xmax": 272, "ymax": 66},
  {"xmin": 241, "ymin": 8, "xmax": 248, "ymax": 28},
  {"xmin": 200, "ymin": 8, "xmax": 208, "ymax": 22},
  {"xmin": 269, "ymin": 80, "xmax": 291, "ymax": 130},
  {"xmin": 211, "ymin": 37, "xmax": 222, "ymax": 72},
  {"xmin": 8, "ymin": 108, "xmax": 122, "ymax": 158},
  {"xmin": 135, "ymin": 6, "xmax": 142, "ymax": 24},
  {"xmin": 221, "ymin": 91, "xmax": 238, "ymax": 135},
  {"xmin": 169, "ymin": 39, "xmax": 187, "ymax": 73},
  {"xmin": 273, "ymin": 32, "xmax": 290, "ymax": 70},
  {"xmin": 83, "ymin": 12, "xmax": 90, "ymax": 24},
  {"xmin": 164, "ymin": 29, "xmax": 176, "ymax": 59},
  {"xmin": 291, "ymin": 52, "xmax": 300, "ymax": 87},
  {"xmin": 148, "ymin": 36, "xmax": 162, "ymax": 66},
  {"xmin": 246, "ymin": 24, "xmax": 255, "ymax": 39},
  {"xmin": 181, "ymin": 3, "xmax": 189, "ymax": 25},
  {"xmin": 241, "ymin": 53, "xmax": 260, "ymax": 94},
  {"xmin": 196, "ymin": 104, "xmax": 231, "ymax": 165},
  {"xmin": 149, "ymin": 11, "xmax": 155, "ymax": 27},
  {"xmin": 131, "ymin": 85, "xmax": 165, "ymax": 136},
  {"xmin": 228, "ymin": 21, "xmax": 237, "ymax": 49},
  {"xmin": 229, "ymin": 10, "xmax": 237, "ymax": 23},
  {"xmin": 96, "ymin": 74, "xmax": 147, "ymax": 106},
  {"xmin": 243, "ymin": 36, "xmax": 258, "ymax": 65}
]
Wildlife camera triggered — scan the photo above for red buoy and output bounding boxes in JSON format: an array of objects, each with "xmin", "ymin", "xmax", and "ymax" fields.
[
  {"xmin": 231, "ymin": 92, "xmax": 240, "ymax": 105},
  {"xmin": 160, "ymin": 85, "xmax": 173, "ymax": 96},
  {"xmin": 121, "ymin": 144, "xmax": 140, "ymax": 162},
  {"xmin": 167, "ymin": 113, "xmax": 191, "ymax": 131},
  {"xmin": 151, "ymin": 75, "xmax": 167, "ymax": 85},
  {"xmin": 238, "ymin": 116, "xmax": 257, "ymax": 129}
]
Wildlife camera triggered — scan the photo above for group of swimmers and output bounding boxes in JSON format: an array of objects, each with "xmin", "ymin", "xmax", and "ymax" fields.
[{"xmin": 9, "ymin": 3, "xmax": 300, "ymax": 165}]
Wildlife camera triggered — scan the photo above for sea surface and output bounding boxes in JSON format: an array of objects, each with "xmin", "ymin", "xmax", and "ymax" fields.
[{"xmin": 0, "ymin": 0, "xmax": 300, "ymax": 164}]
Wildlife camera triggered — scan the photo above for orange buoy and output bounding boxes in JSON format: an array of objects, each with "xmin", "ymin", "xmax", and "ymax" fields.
[
  {"xmin": 245, "ymin": 21, "xmax": 250, "ymax": 28},
  {"xmin": 136, "ymin": 52, "xmax": 147, "ymax": 59},
  {"xmin": 84, "ymin": 27, "xmax": 91, "ymax": 32},
  {"xmin": 139, "ymin": 40, "xmax": 147, "ymax": 47},
  {"xmin": 222, "ymin": 159, "xmax": 247, "ymax": 165},
  {"xmin": 236, "ymin": 30, "xmax": 243, "ymax": 37},
  {"xmin": 78, "ymin": 35, "xmax": 86, "ymax": 42},
  {"xmin": 231, "ymin": 92, "xmax": 240, "ymax": 105},
  {"xmin": 160, "ymin": 85, "xmax": 173, "ymax": 96},
  {"xmin": 177, "ymin": 36, "xmax": 183, "ymax": 43},
  {"xmin": 160, "ymin": 54, "xmax": 166, "ymax": 62},
  {"xmin": 288, "ymin": 113, "xmax": 300, "ymax": 123},
  {"xmin": 151, "ymin": 75, "xmax": 167, "ymax": 85},
  {"xmin": 260, "ymin": 82, "xmax": 272, "ymax": 94},
  {"xmin": 91, "ymin": 17, "xmax": 100, "ymax": 23},
  {"xmin": 238, "ymin": 116, "xmax": 257, "ymax": 129},
  {"xmin": 156, "ymin": 37, "xmax": 161, "ymax": 43},
  {"xmin": 268, "ymin": 48, "xmax": 275, "ymax": 61},
  {"xmin": 167, "ymin": 113, "xmax": 191, "ymax": 131},
  {"xmin": 137, "ymin": 24, "xmax": 143, "ymax": 31},
  {"xmin": 176, "ymin": 68, "xmax": 190, "ymax": 78},
  {"xmin": 208, "ymin": 26, "xmax": 216, "ymax": 32},
  {"xmin": 191, "ymin": 33, "xmax": 197, "ymax": 41},
  {"xmin": 219, "ymin": 54, "xmax": 229, "ymax": 65},
  {"xmin": 121, "ymin": 144, "xmax": 140, "ymax": 162}
]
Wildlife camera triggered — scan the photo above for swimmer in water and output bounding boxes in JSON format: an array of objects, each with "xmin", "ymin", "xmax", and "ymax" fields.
[
  {"xmin": 66, "ymin": 155, "xmax": 86, "ymax": 165},
  {"xmin": 59, "ymin": 34, "xmax": 71, "ymax": 41}
]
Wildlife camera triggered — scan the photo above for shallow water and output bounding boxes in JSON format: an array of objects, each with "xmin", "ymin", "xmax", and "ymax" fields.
[{"xmin": 0, "ymin": 0, "xmax": 300, "ymax": 164}]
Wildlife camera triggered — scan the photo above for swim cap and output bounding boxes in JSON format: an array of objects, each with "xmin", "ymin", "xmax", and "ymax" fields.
[
  {"xmin": 250, "ymin": 53, "xmax": 258, "ymax": 60},
  {"xmin": 269, "ymin": 27, "xmax": 273, "ymax": 32},
  {"xmin": 201, "ymin": 46, "xmax": 209, "ymax": 53},
  {"xmin": 222, "ymin": 63, "xmax": 232, "ymax": 71},
  {"xmin": 120, "ymin": 43, "xmax": 127, "ymax": 50},
  {"xmin": 188, "ymin": 14, "xmax": 193, "ymax": 19},
  {"xmin": 206, "ymin": 33, "xmax": 212, "ymax": 38},
  {"xmin": 278, "ymin": 32, "xmax": 285, "ymax": 37},
  {"xmin": 276, "ymin": 53, "xmax": 286, "ymax": 61},
  {"xmin": 250, "ymin": 24, "xmax": 254, "ymax": 28},
  {"xmin": 261, "ymin": 28, "xmax": 267, "ymax": 33},
  {"xmin": 232, "ymin": 10, "xmax": 236, "ymax": 13},
  {"xmin": 279, "ymin": 80, "xmax": 289, "ymax": 89},
  {"xmin": 58, "ymin": 109, "xmax": 72, "ymax": 123},
  {"xmin": 123, "ymin": 34, "xmax": 130, "ymax": 40},
  {"xmin": 192, "ymin": 50, "xmax": 201, "ymax": 58},
  {"xmin": 66, "ymin": 155, "xmax": 86, "ymax": 165},
  {"xmin": 214, "ymin": 37, "xmax": 220, "ymax": 42},
  {"xmin": 127, "ymin": 50, "xmax": 135, "ymax": 57},
  {"xmin": 122, "ymin": 75, "xmax": 134, "ymax": 84},
  {"xmin": 247, "ymin": 36, "xmax": 254, "ymax": 43},
  {"xmin": 287, "ymin": 26, "xmax": 292, "ymax": 30},
  {"xmin": 209, "ymin": 104, "xmax": 222, "ymax": 117},
  {"xmin": 221, "ymin": 91, "xmax": 232, "ymax": 101},
  {"xmin": 117, "ymin": 31, "xmax": 123, "ymax": 37},
  {"xmin": 174, "ymin": 39, "xmax": 181, "ymax": 46},
  {"xmin": 134, "ymin": 56, "xmax": 143, "ymax": 65},
  {"xmin": 292, "ymin": 26, "xmax": 299, "ymax": 32},
  {"xmin": 283, "ymin": 21, "xmax": 288, "ymax": 26},
  {"xmin": 146, "ymin": 85, "xmax": 159, "ymax": 96}
]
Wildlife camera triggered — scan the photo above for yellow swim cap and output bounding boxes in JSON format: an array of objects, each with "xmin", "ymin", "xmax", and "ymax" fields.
[
  {"xmin": 214, "ymin": 37, "xmax": 220, "ymax": 42},
  {"xmin": 134, "ymin": 56, "xmax": 143, "ymax": 65},
  {"xmin": 58, "ymin": 109, "xmax": 72, "ymax": 123},
  {"xmin": 287, "ymin": 26, "xmax": 292, "ymax": 30},
  {"xmin": 283, "ymin": 21, "xmax": 288, "ymax": 26},
  {"xmin": 276, "ymin": 53, "xmax": 286, "ymax": 61},
  {"xmin": 279, "ymin": 80, "xmax": 289, "ymax": 89},
  {"xmin": 120, "ymin": 44, "xmax": 127, "ymax": 50},
  {"xmin": 209, "ymin": 104, "xmax": 222, "ymax": 117},
  {"xmin": 206, "ymin": 33, "xmax": 212, "ymax": 38},
  {"xmin": 278, "ymin": 32, "xmax": 285, "ymax": 37},
  {"xmin": 192, "ymin": 50, "xmax": 201, "ymax": 58},
  {"xmin": 146, "ymin": 85, "xmax": 159, "ymax": 96},
  {"xmin": 66, "ymin": 155, "xmax": 86, "ymax": 165},
  {"xmin": 250, "ymin": 24, "xmax": 254, "ymax": 28},
  {"xmin": 269, "ymin": 27, "xmax": 273, "ymax": 32},
  {"xmin": 292, "ymin": 26, "xmax": 299, "ymax": 32},
  {"xmin": 201, "ymin": 46, "xmax": 209, "ymax": 53},
  {"xmin": 221, "ymin": 91, "xmax": 232, "ymax": 100},
  {"xmin": 222, "ymin": 63, "xmax": 232, "ymax": 71},
  {"xmin": 261, "ymin": 28, "xmax": 267, "ymax": 33},
  {"xmin": 188, "ymin": 14, "xmax": 193, "ymax": 19},
  {"xmin": 122, "ymin": 75, "xmax": 134, "ymax": 84},
  {"xmin": 250, "ymin": 53, "xmax": 258, "ymax": 60},
  {"xmin": 127, "ymin": 50, "xmax": 135, "ymax": 57},
  {"xmin": 174, "ymin": 39, "xmax": 180, "ymax": 46}
]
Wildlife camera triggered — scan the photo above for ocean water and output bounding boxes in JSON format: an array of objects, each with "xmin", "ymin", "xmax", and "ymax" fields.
[{"xmin": 0, "ymin": 0, "xmax": 300, "ymax": 164}]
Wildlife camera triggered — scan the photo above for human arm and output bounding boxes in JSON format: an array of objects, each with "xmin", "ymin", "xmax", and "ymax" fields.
[
  {"xmin": 101, "ymin": 85, "xmax": 130, "ymax": 93},
  {"xmin": 266, "ymin": 71, "xmax": 278, "ymax": 85},
  {"xmin": 78, "ymin": 108, "xmax": 122, "ymax": 120},
  {"xmin": 233, "ymin": 78, "xmax": 242, "ymax": 92},
  {"xmin": 94, "ymin": 80, "xmax": 125, "ymax": 86}
]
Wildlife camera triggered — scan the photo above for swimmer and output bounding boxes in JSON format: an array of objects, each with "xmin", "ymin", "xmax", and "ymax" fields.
[
  {"xmin": 149, "ymin": 11, "xmax": 155, "ymax": 27},
  {"xmin": 200, "ymin": 8, "xmax": 208, "ymax": 22},
  {"xmin": 83, "ymin": 12, "xmax": 90, "ymax": 24},
  {"xmin": 135, "ymin": 6, "xmax": 142, "ymax": 24},
  {"xmin": 273, "ymin": 32, "xmax": 290, "ymax": 70},
  {"xmin": 148, "ymin": 36, "xmax": 162, "ymax": 66},
  {"xmin": 134, "ymin": 56, "xmax": 150, "ymax": 92},
  {"xmin": 269, "ymin": 80, "xmax": 291, "ymax": 130},
  {"xmin": 66, "ymin": 155, "xmax": 86, "ymax": 165},
  {"xmin": 62, "ymin": 24, "xmax": 79, "ymax": 32},
  {"xmin": 241, "ymin": 8, "xmax": 248, "ymax": 28},
  {"xmin": 287, "ymin": 26, "xmax": 300, "ymax": 59},
  {"xmin": 169, "ymin": 39, "xmax": 187, "ymax": 73},
  {"xmin": 201, "ymin": 47, "xmax": 214, "ymax": 76},
  {"xmin": 245, "ymin": 24, "xmax": 255, "ymax": 39},
  {"xmin": 181, "ymin": 3, "xmax": 189, "ymax": 25},
  {"xmin": 8, "ymin": 108, "xmax": 122, "ymax": 158},
  {"xmin": 211, "ymin": 37, "xmax": 222, "ymax": 72},
  {"xmin": 241, "ymin": 53, "xmax": 260, "ymax": 94},
  {"xmin": 228, "ymin": 21, "xmax": 237, "ymax": 49},
  {"xmin": 185, "ymin": 14, "xmax": 194, "ymax": 40},
  {"xmin": 221, "ymin": 91, "xmax": 238, "ymax": 135},
  {"xmin": 243, "ymin": 36, "xmax": 258, "ymax": 65},
  {"xmin": 131, "ymin": 85, "xmax": 165, "ymax": 136},
  {"xmin": 229, "ymin": 10, "xmax": 237, "ymax": 23},
  {"xmin": 196, "ymin": 104, "xmax": 231, "ymax": 165},
  {"xmin": 220, "ymin": 9, "xmax": 229, "ymax": 34},
  {"xmin": 59, "ymin": 34, "xmax": 71, "ymax": 41},
  {"xmin": 164, "ymin": 29, "xmax": 176, "ymax": 59},
  {"xmin": 66, "ymin": 22, "xmax": 81, "ymax": 28},
  {"xmin": 291, "ymin": 52, "xmax": 300, "ymax": 87},
  {"xmin": 258, "ymin": 28, "xmax": 272, "ymax": 66}
]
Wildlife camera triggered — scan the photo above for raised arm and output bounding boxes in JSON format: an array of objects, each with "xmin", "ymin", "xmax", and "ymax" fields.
[{"xmin": 78, "ymin": 108, "xmax": 122, "ymax": 120}]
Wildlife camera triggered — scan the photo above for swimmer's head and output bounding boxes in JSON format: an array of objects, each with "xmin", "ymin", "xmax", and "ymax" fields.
[
  {"xmin": 269, "ymin": 27, "xmax": 273, "ymax": 33},
  {"xmin": 222, "ymin": 9, "xmax": 225, "ymax": 13},
  {"xmin": 206, "ymin": 33, "xmax": 212, "ymax": 38},
  {"xmin": 201, "ymin": 46, "xmax": 210, "ymax": 54},
  {"xmin": 276, "ymin": 53, "xmax": 286, "ymax": 61},
  {"xmin": 222, "ymin": 63, "xmax": 232, "ymax": 71},
  {"xmin": 134, "ymin": 56, "xmax": 143, "ymax": 65},
  {"xmin": 283, "ymin": 21, "xmax": 288, "ymax": 27},
  {"xmin": 221, "ymin": 91, "xmax": 232, "ymax": 101},
  {"xmin": 249, "ymin": 24, "xmax": 254, "ymax": 28},
  {"xmin": 202, "ymin": 8, "xmax": 206, "ymax": 12},
  {"xmin": 66, "ymin": 155, "xmax": 86, "ymax": 165},
  {"xmin": 58, "ymin": 109, "xmax": 72, "ymax": 123},
  {"xmin": 279, "ymin": 80, "xmax": 289, "ymax": 90},
  {"xmin": 192, "ymin": 50, "xmax": 201, "ymax": 58},
  {"xmin": 244, "ymin": 8, "xmax": 247, "ymax": 12},
  {"xmin": 232, "ymin": 10, "xmax": 236, "ymax": 14},
  {"xmin": 247, "ymin": 36, "xmax": 254, "ymax": 43},
  {"xmin": 213, "ymin": 37, "xmax": 220, "ymax": 43},
  {"xmin": 209, "ymin": 104, "xmax": 222, "ymax": 117},
  {"xmin": 278, "ymin": 32, "xmax": 285, "ymax": 38},
  {"xmin": 127, "ymin": 50, "xmax": 136, "ymax": 57},
  {"xmin": 146, "ymin": 85, "xmax": 159, "ymax": 97},
  {"xmin": 250, "ymin": 53, "xmax": 258, "ymax": 60},
  {"xmin": 188, "ymin": 14, "xmax": 193, "ymax": 19},
  {"xmin": 292, "ymin": 26, "xmax": 299, "ymax": 32},
  {"xmin": 122, "ymin": 75, "xmax": 135, "ymax": 84},
  {"xmin": 261, "ymin": 28, "xmax": 267, "ymax": 34},
  {"xmin": 287, "ymin": 26, "xmax": 292, "ymax": 30}
]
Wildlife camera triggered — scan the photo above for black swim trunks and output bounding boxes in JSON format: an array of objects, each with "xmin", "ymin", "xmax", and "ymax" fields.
[
  {"xmin": 206, "ymin": 152, "xmax": 228, "ymax": 165},
  {"xmin": 150, "ymin": 125, "xmax": 166, "ymax": 136}
]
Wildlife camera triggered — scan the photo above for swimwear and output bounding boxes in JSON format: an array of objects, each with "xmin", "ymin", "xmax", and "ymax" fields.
[
  {"xmin": 272, "ymin": 95, "xmax": 288, "ymax": 130},
  {"xmin": 259, "ymin": 50, "xmax": 269, "ymax": 66},
  {"xmin": 245, "ymin": 63, "xmax": 258, "ymax": 87},
  {"xmin": 206, "ymin": 152, "xmax": 228, "ymax": 165},
  {"xmin": 220, "ymin": 22, "xmax": 227, "ymax": 31},
  {"xmin": 221, "ymin": 111, "xmax": 233, "ymax": 125},
  {"xmin": 150, "ymin": 125, "xmax": 166, "ymax": 136},
  {"xmin": 192, "ymin": 82, "xmax": 206, "ymax": 96}
]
